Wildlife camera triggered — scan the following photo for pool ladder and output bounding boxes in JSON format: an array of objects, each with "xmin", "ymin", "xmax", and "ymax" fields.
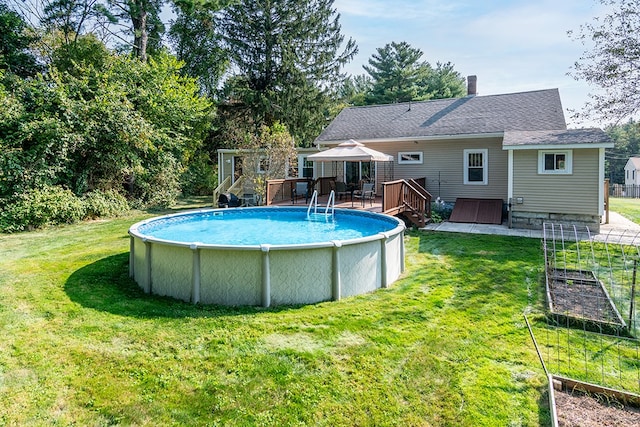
[{"xmin": 307, "ymin": 190, "xmax": 335, "ymax": 220}]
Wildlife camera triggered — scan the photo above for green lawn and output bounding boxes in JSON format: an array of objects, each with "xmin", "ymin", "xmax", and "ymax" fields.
[
  {"xmin": 609, "ymin": 196, "xmax": 640, "ymax": 224},
  {"xmin": 0, "ymin": 213, "xmax": 552, "ymax": 426}
]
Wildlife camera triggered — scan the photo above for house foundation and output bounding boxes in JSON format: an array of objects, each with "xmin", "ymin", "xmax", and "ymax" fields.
[{"xmin": 510, "ymin": 211, "xmax": 601, "ymax": 233}]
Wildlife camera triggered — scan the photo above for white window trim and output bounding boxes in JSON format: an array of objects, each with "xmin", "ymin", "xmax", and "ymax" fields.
[
  {"xmin": 257, "ymin": 156, "xmax": 269, "ymax": 174},
  {"xmin": 463, "ymin": 148, "xmax": 488, "ymax": 185},
  {"xmin": 538, "ymin": 150, "xmax": 573, "ymax": 174},
  {"xmin": 398, "ymin": 151, "xmax": 423, "ymax": 165},
  {"xmin": 299, "ymin": 155, "xmax": 314, "ymax": 179}
]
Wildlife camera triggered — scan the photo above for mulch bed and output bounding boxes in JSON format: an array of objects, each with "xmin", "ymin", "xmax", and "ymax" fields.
[
  {"xmin": 555, "ymin": 389, "xmax": 640, "ymax": 426},
  {"xmin": 546, "ymin": 269, "xmax": 625, "ymax": 327}
]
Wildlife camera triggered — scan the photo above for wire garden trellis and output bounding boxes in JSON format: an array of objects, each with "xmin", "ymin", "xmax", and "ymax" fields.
[{"xmin": 527, "ymin": 223, "xmax": 640, "ymax": 396}]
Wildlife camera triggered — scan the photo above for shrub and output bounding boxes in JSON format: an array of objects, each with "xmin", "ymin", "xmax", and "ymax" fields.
[
  {"xmin": 0, "ymin": 185, "xmax": 85, "ymax": 232},
  {"xmin": 130, "ymin": 153, "xmax": 182, "ymax": 208},
  {"xmin": 180, "ymin": 152, "xmax": 217, "ymax": 196},
  {"xmin": 431, "ymin": 199, "xmax": 454, "ymax": 223},
  {"xmin": 83, "ymin": 189, "xmax": 130, "ymax": 219}
]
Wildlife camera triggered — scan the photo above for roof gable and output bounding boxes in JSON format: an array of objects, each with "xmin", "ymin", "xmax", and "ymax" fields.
[
  {"xmin": 315, "ymin": 89, "xmax": 567, "ymax": 143},
  {"xmin": 626, "ymin": 157, "xmax": 640, "ymax": 170}
]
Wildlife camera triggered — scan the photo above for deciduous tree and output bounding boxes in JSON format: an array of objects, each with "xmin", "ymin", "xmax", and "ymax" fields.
[
  {"xmin": 0, "ymin": 49, "xmax": 212, "ymax": 207},
  {"xmin": 570, "ymin": 0, "xmax": 640, "ymax": 123},
  {"xmin": 0, "ymin": 3, "xmax": 41, "ymax": 77}
]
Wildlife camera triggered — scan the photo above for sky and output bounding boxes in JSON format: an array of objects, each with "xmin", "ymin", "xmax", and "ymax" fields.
[{"xmin": 333, "ymin": 0, "xmax": 611, "ymax": 128}]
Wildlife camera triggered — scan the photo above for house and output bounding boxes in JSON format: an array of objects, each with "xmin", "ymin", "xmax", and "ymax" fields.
[
  {"xmin": 311, "ymin": 77, "xmax": 613, "ymax": 231},
  {"xmin": 624, "ymin": 157, "xmax": 640, "ymax": 186}
]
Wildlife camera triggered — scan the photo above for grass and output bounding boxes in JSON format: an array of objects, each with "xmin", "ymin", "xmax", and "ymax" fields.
[
  {"xmin": 609, "ymin": 196, "xmax": 640, "ymax": 224},
  {"xmin": 1, "ymin": 210, "xmax": 556, "ymax": 426}
]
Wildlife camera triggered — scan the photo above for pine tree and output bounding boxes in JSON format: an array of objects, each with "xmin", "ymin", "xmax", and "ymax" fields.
[
  {"xmin": 363, "ymin": 41, "xmax": 426, "ymax": 104},
  {"xmin": 362, "ymin": 41, "xmax": 465, "ymax": 105},
  {"xmin": 218, "ymin": 0, "xmax": 357, "ymax": 146}
]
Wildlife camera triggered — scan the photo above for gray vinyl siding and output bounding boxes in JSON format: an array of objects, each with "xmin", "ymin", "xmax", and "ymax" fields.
[
  {"xmin": 365, "ymin": 137, "xmax": 508, "ymax": 202},
  {"xmin": 512, "ymin": 148, "xmax": 600, "ymax": 215}
]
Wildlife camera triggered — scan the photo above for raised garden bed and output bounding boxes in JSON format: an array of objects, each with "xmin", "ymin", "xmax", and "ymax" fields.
[
  {"xmin": 550, "ymin": 375, "xmax": 640, "ymax": 426},
  {"xmin": 546, "ymin": 268, "xmax": 627, "ymax": 334}
]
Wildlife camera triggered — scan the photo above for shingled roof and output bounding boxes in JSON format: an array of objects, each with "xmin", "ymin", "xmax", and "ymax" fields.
[
  {"xmin": 315, "ymin": 89, "xmax": 567, "ymax": 144},
  {"xmin": 503, "ymin": 129, "xmax": 613, "ymax": 148}
]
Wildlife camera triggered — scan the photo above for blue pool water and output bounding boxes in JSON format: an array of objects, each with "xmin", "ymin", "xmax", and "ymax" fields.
[{"xmin": 136, "ymin": 208, "xmax": 400, "ymax": 246}]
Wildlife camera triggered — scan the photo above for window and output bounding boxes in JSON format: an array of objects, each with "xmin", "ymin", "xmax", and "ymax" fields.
[
  {"xmin": 302, "ymin": 158, "xmax": 314, "ymax": 178},
  {"xmin": 398, "ymin": 151, "xmax": 423, "ymax": 164},
  {"xmin": 463, "ymin": 149, "xmax": 488, "ymax": 185},
  {"xmin": 257, "ymin": 157, "xmax": 269, "ymax": 174},
  {"xmin": 538, "ymin": 150, "xmax": 572, "ymax": 174}
]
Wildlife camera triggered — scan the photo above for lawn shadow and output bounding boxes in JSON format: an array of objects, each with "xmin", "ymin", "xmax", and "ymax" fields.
[{"xmin": 64, "ymin": 253, "xmax": 292, "ymax": 319}]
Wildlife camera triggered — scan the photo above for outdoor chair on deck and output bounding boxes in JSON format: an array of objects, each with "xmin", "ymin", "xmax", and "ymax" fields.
[
  {"xmin": 333, "ymin": 181, "xmax": 350, "ymax": 200},
  {"xmin": 354, "ymin": 182, "xmax": 375, "ymax": 206},
  {"xmin": 292, "ymin": 181, "xmax": 310, "ymax": 204}
]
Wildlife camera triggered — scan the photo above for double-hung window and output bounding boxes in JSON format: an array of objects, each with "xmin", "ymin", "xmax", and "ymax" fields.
[{"xmin": 463, "ymin": 149, "xmax": 488, "ymax": 185}]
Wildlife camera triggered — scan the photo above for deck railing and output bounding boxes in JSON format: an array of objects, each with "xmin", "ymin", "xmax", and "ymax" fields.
[
  {"xmin": 382, "ymin": 179, "xmax": 431, "ymax": 227},
  {"xmin": 264, "ymin": 177, "xmax": 335, "ymax": 206},
  {"xmin": 212, "ymin": 176, "xmax": 232, "ymax": 206}
]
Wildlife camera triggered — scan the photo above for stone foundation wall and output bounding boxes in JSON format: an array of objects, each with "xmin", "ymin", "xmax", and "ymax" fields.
[{"xmin": 510, "ymin": 211, "xmax": 601, "ymax": 233}]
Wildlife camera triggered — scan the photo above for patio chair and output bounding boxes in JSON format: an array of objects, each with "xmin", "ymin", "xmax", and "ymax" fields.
[
  {"xmin": 354, "ymin": 182, "xmax": 375, "ymax": 206},
  {"xmin": 334, "ymin": 181, "xmax": 350, "ymax": 200},
  {"xmin": 292, "ymin": 181, "xmax": 310, "ymax": 204}
]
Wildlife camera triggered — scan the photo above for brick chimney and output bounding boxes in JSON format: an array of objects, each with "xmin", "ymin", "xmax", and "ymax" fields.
[{"xmin": 467, "ymin": 75, "xmax": 477, "ymax": 96}]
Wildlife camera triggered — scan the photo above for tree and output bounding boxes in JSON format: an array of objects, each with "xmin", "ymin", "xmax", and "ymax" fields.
[
  {"xmin": 363, "ymin": 41, "xmax": 427, "ymax": 104},
  {"xmin": 168, "ymin": 7, "xmax": 228, "ymax": 96},
  {"xmin": 98, "ymin": 0, "xmax": 165, "ymax": 61},
  {"xmin": 0, "ymin": 3, "xmax": 41, "ymax": 77},
  {"xmin": 40, "ymin": 0, "xmax": 101, "ymax": 45},
  {"xmin": 605, "ymin": 120, "xmax": 640, "ymax": 182},
  {"xmin": 570, "ymin": 0, "xmax": 640, "ymax": 123},
  {"xmin": 240, "ymin": 122, "xmax": 297, "ymax": 202},
  {"xmin": 362, "ymin": 41, "xmax": 465, "ymax": 105},
  {"xmin": 336, "ymin": 73, "xmax": 372, "ymax": 107},
  {"xmin": 217, "ymin": 0, "xmax": 357, "ymax": 146},
  {"xmin": 420, "ymin": 61, "xmax": 466, "ymax": 100},
  {"xmin": 9, "ymin": 0, "xmax": 212, "ymax": 62},
  {"xmin": 0, "ymin": 49, "xmax": 212, "ymax": 206}
]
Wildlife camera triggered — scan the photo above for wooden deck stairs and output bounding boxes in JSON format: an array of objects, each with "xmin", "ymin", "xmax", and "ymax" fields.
[
  {"xmin": 382, "ymin": 179, "xmax": 432, "ymax": 228},
  {"xmin": 213, "ymin": 176, "xmax": 246, "ymax": 205}
]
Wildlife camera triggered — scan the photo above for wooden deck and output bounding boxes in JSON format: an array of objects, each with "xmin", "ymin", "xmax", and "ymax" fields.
[
  {"xmin": 264, "ymin": 177, "xmax": 431, "ymax": 227},
  {"xmin": 270, "ymin": 194, "xmax": 384, "ymax": 213}
]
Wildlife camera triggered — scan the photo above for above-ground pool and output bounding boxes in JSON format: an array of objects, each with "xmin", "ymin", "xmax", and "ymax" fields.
[{"xmin": 128, "ymin": 207, "xmax": 405, "ymax": 307}]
